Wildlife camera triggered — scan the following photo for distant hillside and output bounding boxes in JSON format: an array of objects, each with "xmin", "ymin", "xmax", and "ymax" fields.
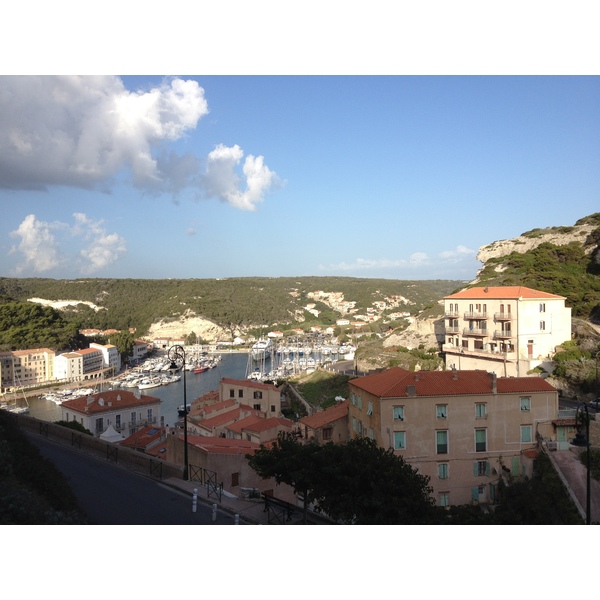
[
  {"xmin": 0, "ymin": 277, "xmax": 462, "ymax": 348},
  {"xmin": 471, "ymin": 212, "xmax": 600, "ymax": 321}
]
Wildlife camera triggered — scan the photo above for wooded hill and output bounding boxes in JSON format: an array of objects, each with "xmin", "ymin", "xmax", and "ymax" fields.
[{"xmin": 0, "ymin": 277, "xmax": 462, "ymax": 351}]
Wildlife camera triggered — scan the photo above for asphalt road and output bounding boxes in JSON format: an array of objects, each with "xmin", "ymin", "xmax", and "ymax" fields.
[{"xmin": 26, "ymin": 434, "xmax": 242, "ymax": 525}]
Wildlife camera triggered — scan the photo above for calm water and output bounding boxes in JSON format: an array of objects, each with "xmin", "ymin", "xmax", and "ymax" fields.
[{"xmin": 28, "ymin": 352, "xmax": 250, "ymax": 427}]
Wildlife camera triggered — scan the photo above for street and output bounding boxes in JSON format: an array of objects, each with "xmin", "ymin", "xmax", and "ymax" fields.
[{"xmin": 26, "ymin": 433, "xmax": 243, "ymax": 525}]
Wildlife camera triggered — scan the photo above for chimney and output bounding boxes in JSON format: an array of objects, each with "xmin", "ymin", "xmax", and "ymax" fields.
[
  {"xmin": 98, "ymin": 397, "xmax": 104, "ymax": 406},
  {"xmin": 453, "ymin": 371, "xmax": 458, "ymax": 380},
  {"xmin": 406, "ymin": 385, "xmax": 417, "ymax": 397},
  {"xmin": 489, "ymin": 372, "xmax": 497, "ymax": 393},
  {"xmin": 484, "ymin": 286, "xmax": 489, "ymax": 293},
  {"xmin": 87, "ymin": 396, "xmax": 94, "ymax": 405},
  {"xmin": 414, "ymin": 373, "xmax": 419, "ymax": 381}
]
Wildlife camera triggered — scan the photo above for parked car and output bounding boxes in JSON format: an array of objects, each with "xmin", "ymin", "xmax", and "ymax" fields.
[{"xmin": 589, "ymin": 399, "xmax": 600, "ymax": 410}]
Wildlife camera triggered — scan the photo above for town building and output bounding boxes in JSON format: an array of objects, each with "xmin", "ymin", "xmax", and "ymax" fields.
[
  {"xmin": 442, "ymin": 286, "xmax": 572, "ymax": 377},
  {"xmin": 54, "ymin": 347, "xmax": 104, "ymax": 382},
  {"xmin": 219, "ymin": 378, "xmax": 282, "ymax": 416},
  {"xmin": 348, "ymin": 367, "xmax": 558, "ymax": 507},
  {"xmin": 60, "ymin": 389, "xmax": 161, "ymax": 437},
  {"xmin": 0, "ymin": 348, "xmax": 55, "ymax": 391},
  {"xmin": 90, "ymin": 342, "xmax": 122, "ymax": 375},
  {"xmin": 300, "ymin": 400, "xmax": 349, "ymax": 444}
]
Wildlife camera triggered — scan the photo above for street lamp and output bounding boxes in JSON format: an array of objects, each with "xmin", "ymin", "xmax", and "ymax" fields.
[
  {"xmin": 570, "ymin": 402, "xmax": 591, "ymax": 525},
  {"xmin": 168, "ymin": 344, "xmax": 189, "ymax": 481}
]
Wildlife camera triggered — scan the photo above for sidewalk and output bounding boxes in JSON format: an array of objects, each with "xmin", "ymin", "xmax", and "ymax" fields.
[
  {"xmin": 546, "ymin": 447, "xmax": 600, "ymax": 524},
  {"xmin": 162, "ymin": 477, "xmax": 310, "ymax": 525}
]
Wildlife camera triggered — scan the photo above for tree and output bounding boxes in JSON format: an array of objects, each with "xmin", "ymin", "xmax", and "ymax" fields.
[
  {"xmin": 247, "ymin": 433, "xmax": 435, "ymax": 524},
  {"xmin": 109, "ymin": 330, "xmax": 134, "ymax": 363}
]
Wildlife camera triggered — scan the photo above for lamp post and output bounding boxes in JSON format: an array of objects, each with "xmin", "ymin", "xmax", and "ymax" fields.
[
  {"xmin": 168, "ymin": 345, "xmax": 188, "ymax": 481},
  {"xmin": 570, "ymin": 402, "xmax": 591, "ymax": 525}
]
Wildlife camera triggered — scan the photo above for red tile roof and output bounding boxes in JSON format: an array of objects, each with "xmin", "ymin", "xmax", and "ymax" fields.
[
  {"xmin": 240, "ymin": 416, "xmax": 294, "ymax": 433},
  {"xmin": 350, "ymin": 368, "xmax": 556, "ymax": 398},
  {"xmin": 120, "ymin": 425, "xmax": 165, "ymax": 449},
  {"xmin": 444, "ymin": 286, "xmax": 565, "ymax": 300},
  {"xmin": 60, "ymin": 389, "xmax": 161, "ymax": 415},
  {"xmin": 186, "ymin": 434, "xmax": 260, "ymax": 455},
  {"xmin": 300, "ymin": 400, "xmax": 349, "ymax": 429},
  {"xmin": 221, "ymin": 377, "xmax": 279, "ymax": 391}
]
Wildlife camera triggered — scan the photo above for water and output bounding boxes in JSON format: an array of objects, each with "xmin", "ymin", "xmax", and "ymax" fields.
[{"xmin": 28, "ymin": 352, "xmax": 250, "ymax": 427}]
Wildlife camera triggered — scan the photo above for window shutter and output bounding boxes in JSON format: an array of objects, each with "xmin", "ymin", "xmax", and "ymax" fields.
[
  {"xmin": 473, "ymin": 462, "xmax": 478, "ymax": 477},
  {"xmin": 471, "ymin": 487, "xmax": 479, "ymax": 501},
  {"xmin": 486, "ymin": 461, "xmax": 491, "ymax": 477}
]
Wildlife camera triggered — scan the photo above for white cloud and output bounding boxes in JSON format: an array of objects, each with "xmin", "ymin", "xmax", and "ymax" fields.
[
  {"xmin": 203, "ymin": 144, "xmax": 278, "ymax": 211},
  {"xmin": 0, "ymin": 76, "xmax": 279, "ymax": 210},
  {"xmin": 9, "ymin": 214, "xmax": 63, "ymax": 273},
  {"xmin": 321, "ymin": 253, "xmax": 431, "ymax": 272},
  {"xmin": 439, "ymin": 245, "xmax": 476, "ymax": 262},
  {"xmin": 9, "ymin": 212, "xmax": 126, "ymax": 276}
]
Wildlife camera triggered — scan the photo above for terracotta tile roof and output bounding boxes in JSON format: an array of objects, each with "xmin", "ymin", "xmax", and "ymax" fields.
[
  {"xmin": 77, "ymin": 347, "xmax": 102, "ymax": 355},
  {"xmin": 350, "ymin": 368, "xmax": 556, "ymax": 398},
  {"xmin": 186, "ymin": 434, "xmax": 260, "ymax": 455},
  {"xmin": 60, "ymin": 389, "xmax": 161, "ymax": 415},
  {"xmin": 444, "ymin": 286, "xmax": 565, "ymax": 300},
  {"xmin": 240, "ymin": 416, "xmax": 294, "ymax": 433},
  {"xmin": 120, "ymin": 425, "xmax": 165, "ymax": 449},
  {"xmin": 521, "ymin": 449, "xmax": 539, "ymax": 459},
  {"xmin": 146, "ymin": 441, "xmax": 168, "ymax": 459},
  {"xmin": 221, "ymin": 377, "xmax": 279, "ymax": 391},
  {"xmin": 196, "ymin": 406, "xmax": 263, "ymax": 430},
  {"xmin": 300, "ymin": 400, "xmax": 349, "ymax": 429}
]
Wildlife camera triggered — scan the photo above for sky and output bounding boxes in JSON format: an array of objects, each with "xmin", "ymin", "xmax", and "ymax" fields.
[{"xmin": 1, "ymin": 5, "xmax": 599, "ymax": 284}]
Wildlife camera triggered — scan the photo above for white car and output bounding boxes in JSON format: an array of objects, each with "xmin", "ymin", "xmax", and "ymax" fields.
[{"xmin": 589, "ymin": 399, "xmax": 600, "ymax": 410}]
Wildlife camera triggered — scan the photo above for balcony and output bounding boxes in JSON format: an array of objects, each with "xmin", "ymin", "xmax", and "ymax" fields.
[
  {"xmin": 463, "ymin": 328, "xmax": 488, "ymax": 337},
  {"xmin": 494, "ymin": 312, "xmax": 513, "ymax": 321},
  {"xmin": 493, "ymin": 330, "xmax": 513, "ymax": 339},
  {"xmin": 464, "ymin": 312, "xmax": 488, "ymax": 320},
  {"xmin": 445, "ymin": 326, "xmax": 460, "ymax": 334},
  {"xmin": 445, "ymin": 310, "xmax": 460, "ymax": 318}
]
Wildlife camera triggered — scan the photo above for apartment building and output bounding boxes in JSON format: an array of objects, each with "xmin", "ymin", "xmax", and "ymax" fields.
[
  {"xmin": 348, "ymin": 367, "xmax": 558, "ymax": 507},
  {"xmin": 219, "ymin": 378, "xmax": 282, "ymax": 416},
  {"xmin": 443, "ymin": 286, "xmax": 572, "ymax": 377},
  {"xmin": 0, "ymin": 348, "xmax": 55, "ymax": 390},
  {"xmin": 60, "ymin": 389, "xmax": 161, "ymax": 437},
  {"xmin": 90, "ymin": 342, "xmax": 122, "ymax": 374}
]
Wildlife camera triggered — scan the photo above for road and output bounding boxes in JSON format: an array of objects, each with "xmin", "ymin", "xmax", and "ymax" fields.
[{"xmin": 26, "ymin": 434, "xmax": 243, "ymax": 525}]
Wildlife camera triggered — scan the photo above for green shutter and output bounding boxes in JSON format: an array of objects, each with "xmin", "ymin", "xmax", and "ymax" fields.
[
  {"xmin": 471, "ymin": 487, "xmax": 479, "ymax": 501},
  {"xmin": 473, "ymin": 462, "xmax": 478, "ymax": 477},
  {"xmin": 511, "ymin": 456, "xmax": 519, "ymax": 476},
  {"xmin": 486, "ymin": 461, "xmax": 491, "ymax": 477}
]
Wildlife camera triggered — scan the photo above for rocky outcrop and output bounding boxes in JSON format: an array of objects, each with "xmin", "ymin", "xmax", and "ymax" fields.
[
  {"xmin": 146, "ymin": 310, "xmax": 229, "ymax": 343},
  {"xmin": 382, "ymin": 314, "xmax": 444, "ymax": 351}
]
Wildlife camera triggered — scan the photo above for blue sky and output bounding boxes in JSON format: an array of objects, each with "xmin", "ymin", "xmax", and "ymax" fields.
[{"xmin": 1, "ymin": 9, "xmax": 599, "ymax": 283}]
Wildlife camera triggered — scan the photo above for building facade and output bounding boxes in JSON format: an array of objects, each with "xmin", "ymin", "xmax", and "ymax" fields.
[
  {"xmin": 0, "ymin": 348, "xmax": 55, "ymax": 391},
  {"xmin": 60, "ymin": 389, "xmax": 161, "ymax": 437},
  {"xmin": 219, "ymin": 378, "xmax": 282, "ymax": 416},
  {"xmin": 443, "ymin": 286, "xmax": 572, "ymax": 377},
  {"xmin": 90, "ymin": 342, "xmax": 122, "ymax": 375},
  {"xmin": 348, "ymin": 367, "xmax": 558, "ymax": 507}
]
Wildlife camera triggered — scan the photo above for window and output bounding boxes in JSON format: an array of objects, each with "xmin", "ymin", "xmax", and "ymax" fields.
[
  {"xmin": 147, "ymin": 408, "xmax": 153, "ymax": 421},
  {"xmin": 231, "ymin": 472, "xmax": 239, "ymax": 487},
  {"xmin": 436, "ymin": 430, "xmax": 448, "ymax": 454},
  {"xmin": 520, "ymin": 396, "xmax": 531, "ymax": 411},
  {"xmin": 475, "ymin": 429, "xmax": 487, "ymax": 452},
  {"xmin": 438, "ymin": 463, "xmax": 449, "ymax": 479},
  {"xmin": 540, "ymin": 320, "xmax": 546, "ymax": 331},
  {"xmin": 352, "ymin": 417, "xmax": 357, "ymax": 432},
  {"xmin": 475, "ymin": 460, "xmax": 490, "ymax": 476},
  {"xmin": 253, "ymin": 403, "xmax": 261, "ymax": 410},
  {"xmin": 115, "ymin": 414, "xmax": 121, "ymax": 429},
  {"xmin": 131, "ymin": 412, "xmax": 136, "ymax": 425},
  {"xmin": 539, "ymin": 302, "xmax": 546, "ymax": 312},
  {"xmin": 323, "ymin": 427, "xmax": 332, "ymax": 440},
  {"xmin": 520, "ymin": 425, "xmax": 532, "ymax": 443},
  {"xmin": 350, "ymin": 393, "xmax": 356, "ymax": 406},
  {"xmin": 357, "ymin": 395, "xmax": 363, "ymax": 410},
  {"xmin": 393, "ymin": 405, "xmax": 405, "ymax": 421},
  {"xmin": 238, "ymin": 389, "xmax": 244, "ymax": 398},
  {"xmin": 253, "ymin": 391, "xmax": 263, "ymax": 399},
  {"xmin": 366, "ymin": 401, "xmax": 373, "ymax": 416},
  {"xmin": 270, "ymin": 405, "xmax": 276, "ymax": 413},
  {"xmin": 229, "ymin": 389, "xmax": 235, "ymax": 398},
  {"xmin": 368, "ymin": 427, "xmax": 374, "ymax": 440},
  {"xmin": 394, "ymin": 431, "xmax": 406, "ymax": 450},
  {"xmin": 439, "ymin": 492, "xmax": 450, "ymax": 507},
  {"xmin": 475, "ymin": 403, "xmax": 487, "ymax": 418},
  {"xmin": 436, "ymin": 404, "xmax": 447, "ymax": 419},
  {"xmin": 95, "ymin": 418, "xmax": 104, "ymax": 433}
]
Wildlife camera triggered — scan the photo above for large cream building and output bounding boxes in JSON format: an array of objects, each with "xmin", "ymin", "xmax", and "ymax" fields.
[
  {"xmin": 443, "ymin": 286, "xmax": 572, "ymax": 377},
  {"xmin": 348, "ymin": 367, "xmax": 558, "ymax": 507},
  {"xmin": 0, "ymin": 348, "xmax": 55, "ymax": 391}
]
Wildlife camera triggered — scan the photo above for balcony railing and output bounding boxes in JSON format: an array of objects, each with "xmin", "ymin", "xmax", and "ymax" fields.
[
  {"xmin": 463, "ymin": 328, "xmax": 488, "ymax": 337},
  {"xmin": 445, "ymin": 326, "xmax": 460, "ymax": 334},
  {"xmin": 493, "ymin": 330, "xmax": 513, "ymax": 339},
  {"xmin": 494, "ymin": 312, "xmax": 513, "ymax": 321},
  {"xmin": 445, "ymin": 311, "xmax": 460, "ymax": 318},
  {"xmin": 464, "ymin": 312, "xmax": 488, "ymax": 320}
]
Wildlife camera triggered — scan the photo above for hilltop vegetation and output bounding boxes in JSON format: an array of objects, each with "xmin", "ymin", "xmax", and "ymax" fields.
[
  {"xmin": 0, "ymin": 277, "xmax": 461, "ymax": 351},
  {"xmin": 474, "ymin": 213, "xmax": 600, "ymax": 321}
]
